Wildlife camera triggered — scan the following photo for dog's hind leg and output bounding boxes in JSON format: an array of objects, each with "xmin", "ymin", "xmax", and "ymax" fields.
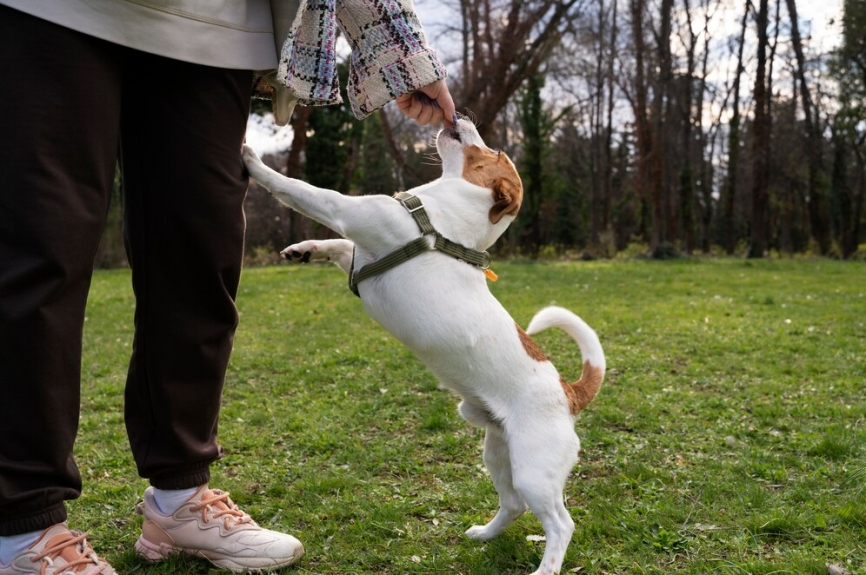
[
  {"xmin": 281, "ymin": 239, "xmax": 354, "ymax": 274},
  {"xmin": 463, "ymin": 420, "xmax": 528, "ymax": 541},
  {"xmin": 508, "ymin": 421, "xmax": 579, "ymax": 575}
]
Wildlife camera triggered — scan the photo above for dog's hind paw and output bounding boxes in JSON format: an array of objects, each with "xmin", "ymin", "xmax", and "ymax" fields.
[{"xmin": 465, "ymin": 525, "xmax": 498, "ymax": 541}]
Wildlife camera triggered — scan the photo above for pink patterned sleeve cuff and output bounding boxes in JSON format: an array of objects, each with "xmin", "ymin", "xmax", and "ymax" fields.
[
  {"xmin": 340, "ymin": 0, "xmax": 447, "ymax": 118},
  {"xmin": 277, "ymin": 0, "xmax": 447, "ymax": 120},
  {"xmin": 348, "ymin": 46, "xmax": 446, "ymax": 119}
]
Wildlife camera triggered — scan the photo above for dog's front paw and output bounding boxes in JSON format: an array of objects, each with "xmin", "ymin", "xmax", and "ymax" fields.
[
  {"xmin": 241, "ymin": 144, "xmax": 259, "ymax": 162},
  {"xmin": 241, "ymin": 144, "xmax": 266, "ymax": 174},
  {"xmin": 280, "ymin": 240, "xmax": 321, "ymax": 263}
]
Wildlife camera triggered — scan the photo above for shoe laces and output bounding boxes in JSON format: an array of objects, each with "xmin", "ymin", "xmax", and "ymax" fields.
[
  {"xmin": 30, "ymin": 531, "xmax": 106, "ymax": 575},
  {"xmin": 191, "ymin": 490, "xmax": 254, "ymax": 530}
]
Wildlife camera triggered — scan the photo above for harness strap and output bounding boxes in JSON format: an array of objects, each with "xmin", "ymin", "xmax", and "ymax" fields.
[
  {"xmin": 394, "ymin": 192, "xmax": 435, "ymax": 234},
  {"xmin": 348, "ymin": 192, "xmax": 491, "ymax": 297},
  {"xmin": 349, "ymin": 236, "xmax": 430, "ymax": 293}
]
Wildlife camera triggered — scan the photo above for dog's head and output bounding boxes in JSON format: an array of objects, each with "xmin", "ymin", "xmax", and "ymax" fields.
[{"xmin": 436, "ymin": 118, "xmax": 523, "ymax": 226}]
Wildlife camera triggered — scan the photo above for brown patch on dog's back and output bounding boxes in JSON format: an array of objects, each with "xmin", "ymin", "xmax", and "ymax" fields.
[
  {"xmin": 516, "ymin": 323, "xmax": 547, "ymax": 362},
  {"xmin": 462, "ymin": 145, "xmax": 523, "ymax": 223},
  {"xmin": 561, "ymin": 361, "xmax": 604, "ymax": 415}
]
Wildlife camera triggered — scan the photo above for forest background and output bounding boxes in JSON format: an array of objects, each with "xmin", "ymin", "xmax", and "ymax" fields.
[{"xmin": 95, "ymin": 0, "xmax": 866, "ymax": 267}]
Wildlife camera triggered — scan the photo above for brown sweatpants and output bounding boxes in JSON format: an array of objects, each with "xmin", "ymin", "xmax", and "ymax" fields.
[{"xmin": 0, "ymin": 6, "xmax": 253, "ymax": 535}]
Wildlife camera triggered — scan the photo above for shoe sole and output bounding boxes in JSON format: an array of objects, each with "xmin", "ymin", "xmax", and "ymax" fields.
[{"xmin": 134, "ymin": 536, "xmax": 304, "ymax": 572}]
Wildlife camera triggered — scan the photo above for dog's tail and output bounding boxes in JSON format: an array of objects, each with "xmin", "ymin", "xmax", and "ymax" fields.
[{"xmin": 526, "ymin": 306, "xmax": 605, "ymax": 414}]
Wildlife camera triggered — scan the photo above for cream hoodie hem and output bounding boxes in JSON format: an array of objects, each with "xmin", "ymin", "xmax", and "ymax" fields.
[{"xmin": 0, "ymin": 0, "xmax": 286, "ymax": 70}]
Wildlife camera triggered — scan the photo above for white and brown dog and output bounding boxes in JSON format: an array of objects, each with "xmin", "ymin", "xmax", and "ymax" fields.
[{"xmin": 242, "ymin": 118, "xmax": 605, "ymax": 575}]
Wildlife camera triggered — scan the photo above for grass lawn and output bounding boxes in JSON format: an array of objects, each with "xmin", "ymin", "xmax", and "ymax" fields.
[{"xmin": 75, "ymin": 258, "xmax": 865, "ymax": 574}]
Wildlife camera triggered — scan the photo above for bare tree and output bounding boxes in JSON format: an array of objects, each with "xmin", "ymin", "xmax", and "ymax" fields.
[
  {"xmin": 450, "ymin": 0, "xmax": 585, "ymax": 140},
  {"xmin": 589, "ymin": 1, "xmax": 607, "ymax": 247},
  {"xmin": 695, "ymin": 0, "xmax": 716, "ymax": 253},
  {"xmin": 785, "ymin": 0, "xmax": 831, "ymax": 254},
  {"xmin": 624, "ymin": 0, "xmax": 653, "ymax": 244},
  {"xmin": 748, "ymin": 0, "xmax": 771, "ymax": 258},
  {"xmin": 849, "ymin": 135, "xmax": 866, "ymax": 257},
  {"xmin": 652, "ymin": 0, "xmax": 675, "ymax": 251},
  {"xmin": 603, "ymin": 0, "xmax": 619, "ymax": 245},
  {"xmin": 678, "ymin": 0, "xmax": 700, "ymax": 253},
  {"xmin": 721, "ymin": 1, "xmax": 750, "ymax": 254},
  {"xmin": 586, "ymin": 0, "xmax": 619, "ymax": 250}
]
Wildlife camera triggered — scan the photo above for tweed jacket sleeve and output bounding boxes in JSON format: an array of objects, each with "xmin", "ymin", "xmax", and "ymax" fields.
[{"xmin": 275, "ymin": 0, "xmax": 447, "ymax": 120}]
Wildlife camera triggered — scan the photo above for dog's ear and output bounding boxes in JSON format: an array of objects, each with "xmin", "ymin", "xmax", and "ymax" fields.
[{"xmin": 489, "ymin": 176, "xmax": 523, "ymax": 224}]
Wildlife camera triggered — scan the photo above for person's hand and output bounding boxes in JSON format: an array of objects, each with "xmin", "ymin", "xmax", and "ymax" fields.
[{"xmin": 396, "ymin": 79, "xmax": 456, "ymax": 127}]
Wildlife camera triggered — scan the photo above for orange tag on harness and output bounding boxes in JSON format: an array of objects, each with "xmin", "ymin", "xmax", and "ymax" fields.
[{"xmin": 484, "ymin": 268, "xmax": 498, "ymax": 282}]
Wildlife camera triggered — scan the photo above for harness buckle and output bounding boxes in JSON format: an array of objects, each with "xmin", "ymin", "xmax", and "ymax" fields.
[{"xmin": 398, "ymin": 196, "xmax": 425, "ymax": 213}]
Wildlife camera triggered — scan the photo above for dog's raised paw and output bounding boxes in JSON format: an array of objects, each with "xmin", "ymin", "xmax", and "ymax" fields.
[{"xmin": 241, "ymin": 145, "xmax": 266, "ymax": 173}]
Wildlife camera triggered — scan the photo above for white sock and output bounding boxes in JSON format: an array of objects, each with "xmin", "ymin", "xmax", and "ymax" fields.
[
  {"xmin": 0, "ymin": 529, "xmax": 42, "ymax": 565},
  {"xmin": 151, "ymin": 486, "xmax": 199, "ymax": 515}
]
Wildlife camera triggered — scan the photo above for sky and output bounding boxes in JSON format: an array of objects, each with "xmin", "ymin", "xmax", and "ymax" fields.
[
  {"xmin": 413, "ymin": 0, "xmax": 844, "ymax": 67},
  {"xmin": 795, "ymin": 0, "xmax": 844, "ymax": 52},
  {"xmin": 414, "ymin": 0, "xmax": 843, "ymax": 45}
]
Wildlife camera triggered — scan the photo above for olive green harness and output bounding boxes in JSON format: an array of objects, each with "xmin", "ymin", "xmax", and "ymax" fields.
[{"xmin": 348, "ymin": 192, "xmax": 492, "ymax": 297}]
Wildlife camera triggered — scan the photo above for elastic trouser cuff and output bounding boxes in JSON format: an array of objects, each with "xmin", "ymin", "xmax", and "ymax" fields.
[
  {"xmin": 0, "ymin": 503, "xmax": 67, "ymax": 536},
  {"xmin": 149, "ymin": 466, "xmax": 211, "ymax": 490}
]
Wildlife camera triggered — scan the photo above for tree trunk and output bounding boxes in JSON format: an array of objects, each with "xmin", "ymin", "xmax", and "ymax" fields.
[
  {"xmin": 679, "ymin": 0, "xmax": 699, "ymax": 254},
  {"xmin": 648, "ymin": 0, "xmax": 673, "ymax": 251},
  {"xmin": 589, "ymin": 0, "xmax": 607, "ymax": 248},
  {"xmin": 722, "ymin": 2, "xmax": 750, "ymax": 254},
  {"xmin": 604, "ymin": 0, "xmax": 619, "ymax": 238},
  {"xmin": 844, "ymin": 134, "xmax": 866, "ymax": 257},
  {"xmin": 786, "ymin": 0, "xmax": 831, "ymax": 254},
  {"xmin": 748, "ymin": 0, "xmax": 771, "ymax": 258},
  {"xmin": 630, "ymin": 0, "xmax": 653, "ymax": 244},
  {"xmin": 518, "ymin": 74, "xmax": 547, "ymax": 254},
  {"xmin": 696, "ymin": 0, "xmax": 713, "ymax": 253}
]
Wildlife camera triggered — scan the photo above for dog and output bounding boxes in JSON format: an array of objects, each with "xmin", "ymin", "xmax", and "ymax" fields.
[{"xmin": 242, "ymin": 118, "xmax": 605, "ymax": 575}]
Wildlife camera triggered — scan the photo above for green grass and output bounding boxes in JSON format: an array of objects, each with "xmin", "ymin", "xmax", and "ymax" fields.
[{"xmin": 75, "ymin": 259, "xmax": 866, "ymax": 574}]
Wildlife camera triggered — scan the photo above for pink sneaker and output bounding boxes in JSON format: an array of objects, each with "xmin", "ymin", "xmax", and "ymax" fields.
[
  {"xmin": 134, "ymin": 485, "xmax": 304, "ymax": 572},
  {"xmin": 0, "ymin": 524, "xmax": 115, "ymax": 574}
]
